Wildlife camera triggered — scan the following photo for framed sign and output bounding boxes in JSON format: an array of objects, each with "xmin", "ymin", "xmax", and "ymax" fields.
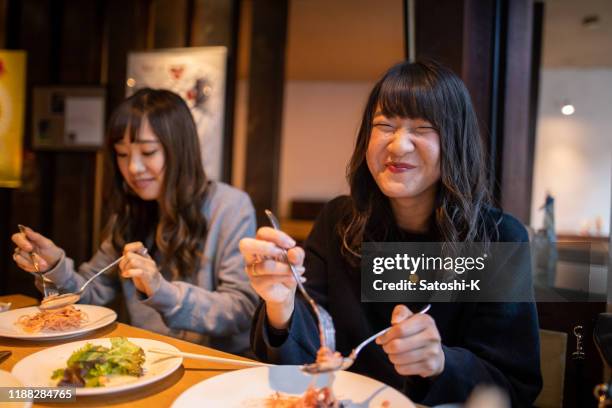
[
  {"xmin": 127, "ymin": 47, "xmax": 227, "ymax": 181},
  {"xmin": 0, "ymin": 50, "xmax": 26, "ymax": 188},
  {"xmin": 32, "ymin": 87, "xmax": 106, "ymax": 151}
]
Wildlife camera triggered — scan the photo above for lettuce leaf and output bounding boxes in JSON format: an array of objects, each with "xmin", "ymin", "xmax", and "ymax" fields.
[{"xmin": 53, "ymin": 337, "xmax": 145, "ymax": 387}]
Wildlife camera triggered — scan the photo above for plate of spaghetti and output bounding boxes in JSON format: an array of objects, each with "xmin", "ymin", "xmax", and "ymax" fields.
[
  {"xmin": 171, "ymin": 366, "xmax": 415, "ymax": 408},
  {"xmin": 0, "ymin": 304, "xmax": 116, "ymax": 340}
]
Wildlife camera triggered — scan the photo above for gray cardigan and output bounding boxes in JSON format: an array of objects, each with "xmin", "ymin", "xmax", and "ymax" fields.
[{"xmin": 38, "ymin": 182, "xmax": 258, "ymax": 354}]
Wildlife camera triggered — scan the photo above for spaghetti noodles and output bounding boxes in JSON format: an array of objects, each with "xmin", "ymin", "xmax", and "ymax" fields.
[
  {"xmin": 15, "ymin": 305, "xmax": 88, "ymax": 333},
  {"xmin": 265, "ymin": 387, "xmax": 342, "ymax": 408}
]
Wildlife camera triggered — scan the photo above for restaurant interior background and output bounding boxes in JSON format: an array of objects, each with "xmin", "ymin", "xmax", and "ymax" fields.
[{"xmin": 0, "ymin": 0, "xmax": 610, "ymax": 406}]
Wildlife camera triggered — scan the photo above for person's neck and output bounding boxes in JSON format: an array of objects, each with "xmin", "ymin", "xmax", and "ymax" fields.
[{"xmin": 389, "ymin": 187, "xmax": 436, "ymax": 234}]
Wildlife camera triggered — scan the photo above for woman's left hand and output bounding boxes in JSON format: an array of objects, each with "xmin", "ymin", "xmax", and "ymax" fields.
[
  {"xmin": 376, "ymin": 304, "xmax": 445, "ymax": 378},
  {"xmin": 119, "ymin": 242, "xmax": 162, "ymax": 297}
]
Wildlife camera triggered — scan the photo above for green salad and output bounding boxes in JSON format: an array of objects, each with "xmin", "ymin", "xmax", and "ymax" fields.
[{"xmin": 52, "ymin": 337, "xmax": 145, "ymax": 387}]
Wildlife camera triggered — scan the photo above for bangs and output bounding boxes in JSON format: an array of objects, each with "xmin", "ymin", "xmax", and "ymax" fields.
[
  {"xmin": 376, "ymin": 64, "xmax": 442, "ymax": 126},
  {"xmin": 108, "ymin": 104, "xmax": 146, "ymax": 145}
]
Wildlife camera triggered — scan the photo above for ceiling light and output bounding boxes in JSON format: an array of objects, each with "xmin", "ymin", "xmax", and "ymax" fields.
[{"xmin": 561, "ymin": 103, "xmax": 575, "ymax": 116}]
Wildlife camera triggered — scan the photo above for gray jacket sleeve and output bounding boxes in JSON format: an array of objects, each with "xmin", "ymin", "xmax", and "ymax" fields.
[
  {"xmin": 36, "ymin": 239, "xmax": 120, "ymax": 305},
  {"xmin": 140, "ymin": 190, "xmax": 259, "ymax": 337}
]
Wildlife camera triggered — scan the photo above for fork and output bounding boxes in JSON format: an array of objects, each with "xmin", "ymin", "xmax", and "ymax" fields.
[
  {"xmin": 264, "ymin": 210, "xmax": 336, "ymax": 351},
  {"xmin": 333, "ymin": 303, "xmax": 431, "ymax": 371},
  {"xmin": 301, "ymin": 304, "xmax": 432, "ymax": 374},
  {"xmin": 39, "ymin": 254, "xmax": 132, "ymax": 310},
  {"xmin": 18, "ymin": 224, "xmax": 58, "ymax": 298}
]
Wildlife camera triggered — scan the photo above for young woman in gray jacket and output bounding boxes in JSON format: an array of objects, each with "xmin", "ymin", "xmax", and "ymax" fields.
[{"xmin": 12, "ymin": 88, "xmax": 257, "ymax": 354}]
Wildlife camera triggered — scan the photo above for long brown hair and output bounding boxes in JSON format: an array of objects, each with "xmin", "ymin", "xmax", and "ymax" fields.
[
  {"xmin": 105, "ymin": 88, "xmax": 208, "ymax": 279},
  {"xmin": 340, "ymin": 60, "xmax": 495, "ymax": 264}
]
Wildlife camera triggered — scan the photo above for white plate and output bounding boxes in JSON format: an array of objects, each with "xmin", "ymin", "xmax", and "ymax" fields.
[
  {"xmin": 0, "ymin": 370, "xmax": 32, "ymax": 408},
  {"xmin": 11, "ymin": 337, "xmax": 182, "ymax": 396},
  {"xmin": 0, "ymin": 305, "xmax": 116, "ymax": 340},
  {"xmin": 172, "ymin": 365, "xmax": 416, "ymax": 408}
]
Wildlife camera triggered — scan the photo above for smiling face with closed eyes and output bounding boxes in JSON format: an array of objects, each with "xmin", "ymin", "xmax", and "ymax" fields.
[
  {"xmin": 114, "ymin": 117, "xmax": 166, "ymax": 201},
  {"xmin": 366, "ymin": 110, "xmax": 441, "ymax": 204}
]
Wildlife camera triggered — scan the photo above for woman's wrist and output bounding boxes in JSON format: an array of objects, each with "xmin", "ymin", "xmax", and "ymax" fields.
[
  {"xmin": 266, "ymin": 297, "xmax": 295, "ymax": 330},
  {"xmin": 40, "ymin": 250, "xmax": 63, "ymax": 274}
]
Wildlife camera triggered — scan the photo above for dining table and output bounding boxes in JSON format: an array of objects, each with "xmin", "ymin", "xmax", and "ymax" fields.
[{"xmin": 0, "ymin": 294, "xmax": 426, "ymax": 408}]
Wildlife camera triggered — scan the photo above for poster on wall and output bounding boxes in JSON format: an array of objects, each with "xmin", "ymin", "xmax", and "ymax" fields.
[
  {"xmin": 32, "ymin": 87, "xmax": 106, "ymax": 150},
  {"xmin": 126, "ymin": 47, "xmax": 227, "ymax": 181},
  {"xmin": 0, "ymin": 50, "xmax": 26, "ymax": 188}
]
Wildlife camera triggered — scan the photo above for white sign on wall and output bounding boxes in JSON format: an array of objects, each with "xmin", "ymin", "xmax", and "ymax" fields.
[{"xmin": 126, "ymin": 47, "xmax": 227, "ymax": 181}]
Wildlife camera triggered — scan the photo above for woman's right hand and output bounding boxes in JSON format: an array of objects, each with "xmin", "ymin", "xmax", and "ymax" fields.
[
  {"xmin": 11, "ymin": 226, "xmax": 63, "ymax": 273},
  {"xmin": 239, "ymin": 227, "xmax": 305, "ymax": 330}
]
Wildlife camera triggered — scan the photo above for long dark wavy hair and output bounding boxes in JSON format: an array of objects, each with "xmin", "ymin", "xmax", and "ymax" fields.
[
  {"xmin": 105, "ymin": 88, "xmax": 209, "ymax": 279},
  {"xmin": 340, "ymin": 60, "xmax": 496, "ymax": 264}
]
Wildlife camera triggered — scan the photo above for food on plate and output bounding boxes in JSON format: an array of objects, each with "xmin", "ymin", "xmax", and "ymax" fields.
[
  {"xmin": 51, "ymin": 337, "xmax": 145, "ymax": 387},
  {"xmin": 264, "ymin": 348, "xmax": 348, "ymax": 407},
  {"xmin": 265, "ymin": 386, "xmax": 342, "ymax": 408},
  {"xmin": 15, "ymin": 305, "xmax": 88, "ymax": 333},
  {"xmin": 40, "ymin": 293, "xmax": 81, "ymax": 310},
  {"xmin": 314, "ymin": 347, "xmax": 343, "ymax": 371}
]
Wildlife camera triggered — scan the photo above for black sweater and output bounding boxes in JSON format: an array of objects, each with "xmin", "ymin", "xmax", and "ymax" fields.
[{"xmin": 251, "ymin": 197, "xmax": 542, "ymax": 407}]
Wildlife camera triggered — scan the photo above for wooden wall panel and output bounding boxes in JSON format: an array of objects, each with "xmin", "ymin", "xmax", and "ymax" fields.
[
  {"xmin": 60, "ymin": 0, "xmax": 104, "ymax": 84},
  {"xmin": 1, "ymin": 0, "xmax": 55, "ymax": 297},
  {"xmin": 46, "ymin": 1, "xmax": 105, "ymax": 269},
  {"xmin": 18, "ymin": 0, "xmax": 54, "ymax": 85},
  {"xmin": 105, "ymin": 0, "xmax": 151, "ymax": 112},
  {"xmin": 153, "ymin": 0, "xmax": 189, "ymax": 48},
  {"xmin": 244, "ymin": 0, "xmax": 288, "ymax": 224},
  {"xmin": 101, "ymin": 0, "xmax": 152, "ymax": 234},
  {"xmin": 0, "ymin": 0, "xmax": 6, "ymax": 47},
  {"xmin": 51, "ymin": 153, "xmax": 96, "ymax": 264}
]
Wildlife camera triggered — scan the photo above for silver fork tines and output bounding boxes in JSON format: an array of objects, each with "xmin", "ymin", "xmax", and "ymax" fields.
[{"xmin": 264, "ymin": 210, "xmax": 336, "ymax": 351}]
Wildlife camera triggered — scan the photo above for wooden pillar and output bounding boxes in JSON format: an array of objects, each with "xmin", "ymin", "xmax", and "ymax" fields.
[
  {"xmin": 412, "ymin": 0, "xmax": 537, "ymax": 223},
  {"xmin": 499, "ymin": 0, "xmax": 534, "ymax": 222},
  {"xmin": 414, "ymin": 0, "xmax": 465, "ymax": 74},
  {"xmin": 244, "ymin": 0, "xmax": 288, "ymax": 225},
  {"xmin": 190, "ymin": 0, "xmax": 241, "ymax": 183},
  {"xmin": 462, "ymin": 0, "xmax": 495, "ymax": 155},
  {"xmin": 413, "ymin": 0, "xmax": 496, "ymax": 181}
]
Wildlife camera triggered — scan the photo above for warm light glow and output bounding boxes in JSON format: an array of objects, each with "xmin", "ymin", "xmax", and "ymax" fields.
[
  {"xmin": 561, "ymin": 104, "xmax": 575, "ymax": 115},
  {"xmin": 126, "ymin": 78, "xmax": 136, "ymax": 88}
]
